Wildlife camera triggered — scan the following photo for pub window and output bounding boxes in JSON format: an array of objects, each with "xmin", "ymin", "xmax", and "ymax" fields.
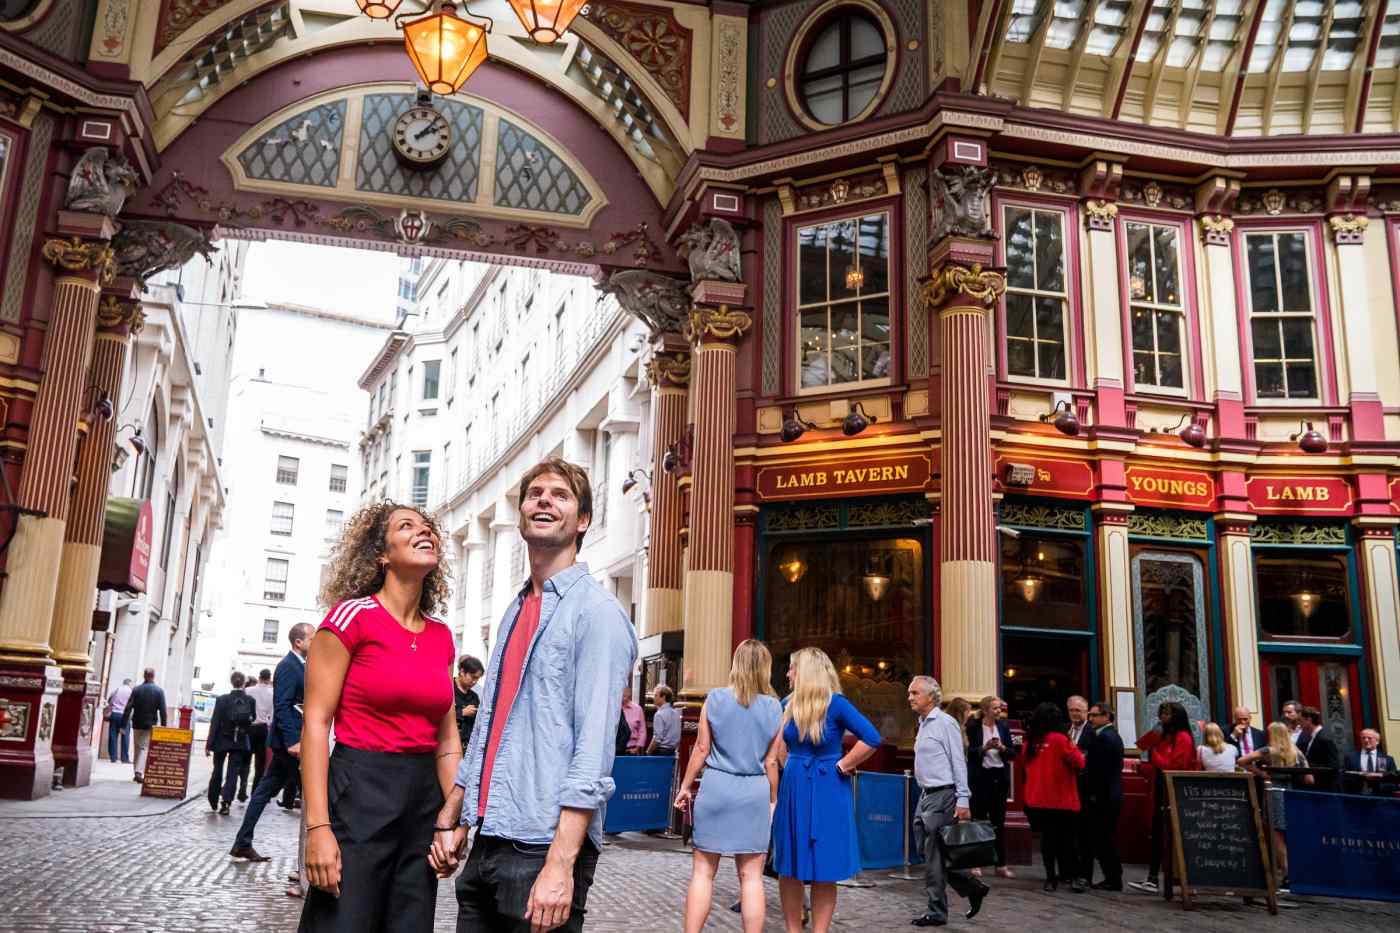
[
  {"xmin": 1002, "ymin": 205, "xmax": 1069, "ymax": 381},
  {"xmin": 1255, "ymin": 552, "xmax": 1350, "ymax": 640},
  {"xmin": 263, "ymin": 558, "xmax": 288, "ymax": 602},
  {"xmin": 1125, "ymin": 221, "xmax": 1186, "ymax": 392},
  {"xmin": 797, "ymin": 8, "xmax": 889, "ymax": 126},
  {"xmin": 1244, "ymin": 231, "xmax": 1318, "ymax": 399},
  {"xmin": 270, "ymin": 501, "xmax": 294, "ymax": 536},
  {"xmin": 797, "ymin": 212, "xmax": 891, "ymax": 390},
  {"xmin": 1000, "ymin": 534, "xmax": 1087, "ymax": 630},
  {"xmin": 275, "ymin": 455, "xmax": 299, "ymax": 485}
]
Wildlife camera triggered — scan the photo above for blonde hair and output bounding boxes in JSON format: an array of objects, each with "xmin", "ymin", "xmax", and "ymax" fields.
[
  {"xmin": 945, "ymin": 697, "xmax": 972, "ymax": 750},
  {"xmin": 1202, "ymin": 722, "xmax": 1227, "ymax": 755},
  {"xmin": 782, "ymin": 647, "xmax": 841, "ymax": 744},
  {"xmin": 730, "ymin": 639, "xmax": 776, "ymax": 708},
  {"xmin": 1266, "ymin": 721, "xmax": 1301, "ymax": 767}
]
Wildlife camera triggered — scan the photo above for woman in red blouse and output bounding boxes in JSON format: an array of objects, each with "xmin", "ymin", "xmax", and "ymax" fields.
[
  {"xmin": 1022, "ymin": 702, "xmax": 1086, "ymax": 893},
  {"xmin": 1129, "ymin": 701, "xmax": 1197, "ymax": 894},
  {"xmin": 299, "ymin": 503, "xmax": 460, "ymax": 933}
]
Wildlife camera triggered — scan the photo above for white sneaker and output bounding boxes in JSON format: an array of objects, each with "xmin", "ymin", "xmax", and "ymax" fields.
[{"xmin": 1127, "ymin": 879, "xmax": 1158, "ymax": 893}]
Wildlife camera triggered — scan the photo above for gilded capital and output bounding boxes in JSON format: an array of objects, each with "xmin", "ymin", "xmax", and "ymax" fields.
[
  {"xmin": 645, "ymin": 351, "xmax": 691, "ymax": 388},
  {"xmin": 96, "ymin": 294, "xmax": 145, "ymax": 335},
  {"xmin": 1328, "ymin": 212, "xmax": 1368, "ymax": 245},
  {"xmin": 684, "ymin": 304, "xmax": 752, "ymax": 344},
  {"xmin": 41, "ymin": 236, "xmax": 115, "ymax": 285},
  {"xmin": 1198, "ymin": 214, "xmax": 1234, "ymax": 246},
  {"xmin": 1083, "ymin": 199, "xmax": 1118, "ymax": 232},
  {"xmin": 924, "ymin": 261, "xmax": 1006, "ymax": 309}
]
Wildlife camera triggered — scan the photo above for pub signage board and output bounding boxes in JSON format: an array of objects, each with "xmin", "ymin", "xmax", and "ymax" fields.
[
  {"xmin": 139, "ymin": 726, "xmax": 193, "ymax": 800},
  {"xmin": 1246, "ymin": 475, "xmax": 1353, "ymax": 515},
  {"xmin": 991, "ymin": 453, "xmax": 1093, "ymax": 499},
  {"xmin": 755, "ymin": 453, "xmax": 932, "ymax": 501},
  {"xmin": 1161, "ymin": 771, "xmax": 1277, "ymax": 913},
  {"xmin": 1125, "ymin": 465, "xmax": 1215, "ymax": 510}
]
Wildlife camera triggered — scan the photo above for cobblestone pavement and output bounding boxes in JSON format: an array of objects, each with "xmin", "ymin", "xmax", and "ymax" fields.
[{"xmin": 3, "ymin": 790, "xmax": 1396, "ymax": 932}]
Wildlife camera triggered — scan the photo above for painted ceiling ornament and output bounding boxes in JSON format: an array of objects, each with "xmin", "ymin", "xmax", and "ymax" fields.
[
  {"xmin": 1328, "ymin": 212, "xmax": 1369, "ymax": 245},
  {"xmin": 1083, "ymin": 199, "xmax": 1118, "ymax": 232},
  {"xmin": 585, "ymin": 0, "xmax": 693, "ymax": 119},
  {"xmin": 678, "ymin": 217, "xmax": 741, "ymax": 284},
  {"xmin": 1142, "ymin": 180, "xmax": 1164, "ymax": 208},
  {"xmin": 65, "ymin": 148, "xmax": 139, "ymax": 218},
  {"xmin": 924, "ymin": 261, "xmax": 1006, "ymax": 309},
  {"xmin": 1262, "ymin": 189, "xmax": 1287, "ymax": 216},
  {"xmin": 41, "ymin": 237, "xmax": 117, "ymax": 285},
  {"xmin": 155, "ymin": 0, "xmax": 240, "ymax": 56},
  {"xmin": 1198, "ymin": 214, "xmax": 1235, "ymax": 247},
  {"xmin": 684, "ymin": 304, "xmax": 752, "ymax": 344},
  {"xmin": 1021, "ymin": 165, "xmax": 1043, "ymax": 191},
  {"xmin": 599, "ymin": 269, "xmax": 690, "ymax": 335},
  {"xmin": 930, "ymin": 165, "xmax": 995, "ymax": 241},
  {"xmin": 111, "ymin": 221, "xmax": 217, "ymax": 286},
  {"xmin": 644, "ymin": 350, "xmax": 691, "ymax": 388}
]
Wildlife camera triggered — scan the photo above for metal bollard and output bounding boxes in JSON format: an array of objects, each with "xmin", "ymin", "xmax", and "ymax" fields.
[{"xmin": 890, "ymin": 769, "xmax": 918, "ymax": 880}]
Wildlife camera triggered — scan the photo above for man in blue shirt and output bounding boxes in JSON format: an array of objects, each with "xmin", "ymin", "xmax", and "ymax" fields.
[{"xmin": 646, "ymin": 685, "xmax": 679, "ymax": 755}]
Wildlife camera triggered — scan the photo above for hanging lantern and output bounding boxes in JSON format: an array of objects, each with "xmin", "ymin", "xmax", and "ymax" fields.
[
  {"xmin": 845, "ymin": 262, "xmax": 864, "ymax": 292},
  {"xmin": 1013, "ymin": 572, "xmax": 1043, "ymax": 603},
  {"xmin": 862, "ymin": 570, "xmax": 891, "ymax": 602},
  {"xmin": 402, "ymin": 2, "xmax": 491, "ymax": 95},
  {"xmin": 358, "ymin": 0, "xmax": 406, "ymax": 18},
  {"xmin": 506, "ymin": 0, "xmax": 588, "ymax": 43},
  {"xmin": 1293, "ymin": 587, "xmax": 1321, "ymax": 620},
  {"xmin": 775, "ymin": 548, "xmax": 807, "ymax": 584}
]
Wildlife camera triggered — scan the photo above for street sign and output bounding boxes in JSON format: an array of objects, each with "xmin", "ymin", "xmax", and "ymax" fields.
[{"xmin": 140, "ymin": 726, "xmax": 193, "ymax": 799}]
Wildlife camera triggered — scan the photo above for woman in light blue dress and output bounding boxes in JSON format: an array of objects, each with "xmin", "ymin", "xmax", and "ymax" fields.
[{"xmin": 673, "ymin": 639, "xmax": 783, "ymax": 933}]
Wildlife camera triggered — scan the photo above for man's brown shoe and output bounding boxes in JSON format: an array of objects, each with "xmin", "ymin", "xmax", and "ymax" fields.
[{"xmin": 229, "ymin": 846, "xmax": 270, "ymax": 862}]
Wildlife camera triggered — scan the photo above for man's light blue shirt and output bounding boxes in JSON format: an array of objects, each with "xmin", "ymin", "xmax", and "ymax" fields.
[
  {"xmin": 652, "ymin": 704, "xmax": 680, "ymax": 748},
  {"xmin": 454, "ymin": 563, "xmax": 638, "ymax": 848}
]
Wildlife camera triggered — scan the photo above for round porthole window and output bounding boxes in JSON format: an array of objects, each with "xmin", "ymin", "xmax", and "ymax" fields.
[
  {"xmin": 0, "ymin": 0, "xmax": 40, "ymax": 21},
  {"xmin": 785, "ymin": 0, "xmax": 897, "ymax": 131}
]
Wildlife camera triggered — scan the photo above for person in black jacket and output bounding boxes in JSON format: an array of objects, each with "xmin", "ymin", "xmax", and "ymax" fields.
[
  {"xmin": 121, "ymin": 667, "xmax": 167, "ymax": 783},
  {"xmin": 453, "ymin": 655, "xmax": 483, "ymax": 750},
  {"xmin": 966, "ymin": 695, "xmax": 1019, "ymax": 877},
  {"xmin": 206, "ymin": 672, "xmax": 255, "ymax": 815},
  {"xmin": 1223, "ymin": 706, "xmax": 1267, "ymax": 760},
  {"xmin": 1296, "ymin": 706, "xmax": 1341, "ymax": 791},
  {"xmin": 1065, "ymin": 695, "xmax": 1095, "ymax": 887},
  {"xmin": 1083, "ymin": 701, "xmax": 1124, "ymax": 891},
  {"xmin": 231, "ymin": 622, "xmax": 312, "ymax": 861}
]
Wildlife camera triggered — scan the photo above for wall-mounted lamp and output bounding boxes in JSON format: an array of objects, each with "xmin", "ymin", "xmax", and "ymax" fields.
[
  {"xmin": 661, "ymin": 445, "xmax": 679, "ymax": 474},
  {"xmin": 1038, "ymin": 399, "xmax": 1079, "ymax": 436},
  {"xmin": 620, "ymin": 469, "xmax": 651, "ymax": 506},
  {"xmin": 110, "ymin": 425, "xmax": 146, "ymax": 473},
  {"xmin": 781, "ymin": 410, "xmax": 819, "ymax": 443},
  {"xmin": 83, "ymin": 388, "xmax": 113, "ymax": 425},
  {"xmin": 661, "ymin": 431, "xmax": 693, "ymax": 475},
  {"xmin": 1290, "ymin": 420, "xmax": 1327, "ymax": 454},
  {"xmin": 1151, "ymin": 412, "xmax": 1206, "ymax": 448},
  {"xmin": 842, "ymin": 401, "xmax": 878, "ymax": 437}
]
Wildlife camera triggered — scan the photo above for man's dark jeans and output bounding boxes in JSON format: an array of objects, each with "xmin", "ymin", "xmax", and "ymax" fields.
[
  {"xmin": 209, "ymin": 750, "xmax": 250, "ymax": 807},
  {"xmin": 455, "ymin": 835, "xmax": 599, "ymax": 933},
  {"xmin": 234, "ymin": 749, "xmax": 300, "ymax": 849},
  {"xmin": 107, "ymin": 713, "xmax": 130, "ymax": 763},
  {"xmin": 249, "ymin": 723, "xmax": 269, "ymax": 793}
]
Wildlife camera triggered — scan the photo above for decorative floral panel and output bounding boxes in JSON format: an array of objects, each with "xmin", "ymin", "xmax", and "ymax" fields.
[
  {"xmin": 155, "ymin": 0, "xmax": 238, "ymax": 56},
  {"xmin": 356, "ymin": 94, "xmax": 483, "ymax": 204},
  {"xmin": 999, "ymin": 501, "xmax": 1086, "ymax": 532},
  {"xmin": 584, "ymin": 0, "xmax": 692, "ymax": 119},
  {"xmin": 1127, "ymin": 510, "xmax": 1209, "ymax": 542},
  {"xmin": 847, "ymin": 499, "xmax": 928, "ymax": 528},
  {"xmin": 765, "ymin": 504, "xmax": 841, "ymax": 533},
  {"xmin": 238, "ymin": 100, "xmax": 346, "ymax": 189},
  {"xmin": 494, "ymin": 119, "xmax": 591, "ymax": 216},
  {"xmin": 1250, "ymin": 522, "xmax": 1347, "ymax": 546}
]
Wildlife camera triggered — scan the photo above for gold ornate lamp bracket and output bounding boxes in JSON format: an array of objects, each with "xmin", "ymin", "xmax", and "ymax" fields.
[
  {"xmin": 41, "ymin": 236, "xmax": 116, "ymax": 285},
  {"xmin": 924, "ymin": 261, "xmax": 1006, "ymax": 309}
]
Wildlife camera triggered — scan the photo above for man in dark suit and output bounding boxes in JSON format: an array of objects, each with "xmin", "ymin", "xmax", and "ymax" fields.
[
  {"xmin": 1065, "ymin": 695, "xmax": 1095, "ymax": 886},
  {"xmin": 1343, "ymin": 728, "xmax": 1398, "ymax": 795},
  {"xmin": 1296, "ymin": 706, "xmax": 1342, "ymax": 792},
  {"xmin": 230, "ymin": 622, "xmax": 311, "ymax": 861},
  {"xmin": 206, "ymin": 672, "xmax": 254, "ymax": 815},
  {"xmin": 1223, "ymin": 706, "xmax": 1267, "ymax": 759},
  {"xmin": 1084, "ymin": 700, "xmax": 1125, "ymax": 891}
]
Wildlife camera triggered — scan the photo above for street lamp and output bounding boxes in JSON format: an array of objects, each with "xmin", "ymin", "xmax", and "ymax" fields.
[{"xmin": 1038, "ymin": 399, "xmax": 1079, "ymax": 436}]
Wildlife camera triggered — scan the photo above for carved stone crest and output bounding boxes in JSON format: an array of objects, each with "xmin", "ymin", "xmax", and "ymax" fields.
[
  {"xmin": 599, "ymin": 269, "xmax": 691, "ymax": 336},
  {"xmin": 930, "ymin": 165, "xmax": 995, "ymax": 241},
  {"xmin": 65, "ymin": 147, "xmax": 139, "ymax": 218},
  {"xmin": 678, "ymin": 217, "xmax": 741, "ymax": 284},
  {"xmin": 37, "ymin": 701, "xmax": 54, "ymax": 742},
  {"xmin": 112, "ymin": 221, "xmax": 218, "ymax": 285},
  {"xmin": 0, "ymin": 698, "xmax": 29, "ymax": 741}
]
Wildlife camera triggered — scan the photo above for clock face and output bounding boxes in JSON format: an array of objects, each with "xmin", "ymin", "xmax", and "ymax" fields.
[{"xmin": 392, "ymin": 106, "xmax": 452, "ymax": 167}]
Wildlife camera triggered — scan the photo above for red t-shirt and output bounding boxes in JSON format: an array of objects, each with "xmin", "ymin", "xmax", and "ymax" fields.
[
  {"xmin": 477, "ymin": 592, "xmax": 542, "ymax": 818},
  {"xmin": 318, "ymin": 596, "xmax": 455, "ymax": 754}
]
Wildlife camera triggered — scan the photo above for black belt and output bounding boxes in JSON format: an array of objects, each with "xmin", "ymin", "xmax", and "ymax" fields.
[
  {"xmin": 707, "ymin": 765, "xmax": 764, "ymax": 777},
  {"xmin": 921, "ymin": 783, "xmax": 954, "ymax": 794}
]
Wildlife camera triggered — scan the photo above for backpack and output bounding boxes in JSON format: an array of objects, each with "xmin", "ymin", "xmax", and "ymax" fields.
[{"xmin": 228, "ymin": 691, "xmax": 255, "ymax": 743}]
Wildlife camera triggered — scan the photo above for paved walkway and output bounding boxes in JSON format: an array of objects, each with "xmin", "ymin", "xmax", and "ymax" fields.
[{"xmin": 2, "ymin": 780, "xmax": 1395, "ymax": 932}]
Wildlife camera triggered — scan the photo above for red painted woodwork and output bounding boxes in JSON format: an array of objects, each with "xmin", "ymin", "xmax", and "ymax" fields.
[
  {"xmin": 991, "ymin": 452, "xmax": 1095, "ymax": 499},
  {"xmin": 1123, "ymin": 464, "xmax": 1215, "ymax": 511},
  {"xmin": 1259, "ymin": 656, "xmax": 1363, "ymax": 746},
  {"xmin": 1245, "ymin": 475, "xmax": 1354, "ymax": 516}
]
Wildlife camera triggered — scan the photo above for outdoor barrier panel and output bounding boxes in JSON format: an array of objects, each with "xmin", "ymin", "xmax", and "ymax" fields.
[
  {"xmin": 855, "ymin": 771, "xmax": 922, "ymax": 870},
  {"xmin": 604, "ymin": 755, "xmax": 675, "ymax": 834},
  {"xmin": 1285, "ymin": 790, "xmax": 1400, "ymax": 902}
]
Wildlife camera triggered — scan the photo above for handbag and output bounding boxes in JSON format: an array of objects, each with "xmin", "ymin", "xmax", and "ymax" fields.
[{"xmin": 937, "ymin": 819, "xmax": 998, "ymax": 871}]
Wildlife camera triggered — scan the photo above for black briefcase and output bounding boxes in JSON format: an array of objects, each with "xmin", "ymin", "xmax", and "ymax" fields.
[{"xmin": 937, "ymin": 820, "xmax": 998, "ymax": 870}]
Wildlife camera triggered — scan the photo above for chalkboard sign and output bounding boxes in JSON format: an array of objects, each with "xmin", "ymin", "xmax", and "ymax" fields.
[
  {"xmin": 1162, "ymin": 771, "xmax": 1277, "ymax": 913},
  {"xmin": 139, "ymin": 726, "xmax": 192, "ymax": 800}
]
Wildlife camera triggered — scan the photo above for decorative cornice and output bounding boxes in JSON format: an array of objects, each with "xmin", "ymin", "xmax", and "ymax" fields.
[
  {"xmin": 645, "ymin": 351, "xmax": 691, "ymax": 388},
  {"xmin": 96, "ymin": 295, "xmax": 144, "ymax": 334},
  {"xmin": 1328, "ymin": 212, "xmax": 1369, "ymax": 245},
  {"xmin": 259, "ymin": 423, "xmax": 351, "ymax": 450},
  {"xmin": 924, "ymin": 261, "xmax": 1006, "ymax": 308},
  {"xmin": 1083, "ymin": 199, "xmax": 1119, "ymax": 232},
  {"xmin": 1199, "ymin": 215, "xmax": 1235, "ymax": 247},
  {"xmin": 41, "ymin": 237, "xmax": 115, "ymax": 284},
  {"xmin": 685, "ymin": 305, "xmax": 752, "ymax": 344}
]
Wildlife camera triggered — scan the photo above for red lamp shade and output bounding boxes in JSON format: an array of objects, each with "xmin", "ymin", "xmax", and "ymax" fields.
[
  {"xmin": 403, "ymin": 3, "xmax": 490, "ymax": 95},
  {"xmin": 506, "ymin": 0, "xmax": 587, "ymax": 43},
  {"xmin": 358, "ymin": 0, "xmax": 406, "ymax": 18}
]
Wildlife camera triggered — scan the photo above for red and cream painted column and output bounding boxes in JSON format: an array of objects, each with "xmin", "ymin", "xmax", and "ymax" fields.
[
  {"xmin": 927, "ymin": 233, "xmax": 1005, "ymax": 702},
  {"xmin": 0, "ymin": 215, "xmax": 114, "ymax": 798},
  {"xmin": 1216, "ymin": 514, "xmax": 1263, "ymax": 725},
  {"xmin": 680, "ymin": 283, "xmax": 750, "ymax": 698},
  {"xmin": 642, "ymin": 339, "xmax": 690, "ymax": 638},
  {"xmin": 1355, "ymin": 519, "xmax": 1400, "ymax": 751},
  {"xmin": 49, "ymin": 287, "xmax": 143, "ymax": 787}
]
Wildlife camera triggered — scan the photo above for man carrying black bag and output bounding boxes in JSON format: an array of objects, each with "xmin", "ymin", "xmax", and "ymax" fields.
[{"xmin": 907, "ymin": 675, "xmax": 989, "ymax": 927}]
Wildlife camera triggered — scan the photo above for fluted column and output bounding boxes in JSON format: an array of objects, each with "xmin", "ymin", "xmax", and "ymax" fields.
[
  {"xmin": 928, "ymin": 240, "xmax": 1005, "ymax": 702},
  {"xmin": 1093, "ymin": 503, "xmax": 1136, "ymax": 695},
  {"xmin": 642, "ymin": 341, "xmax": 689, "ymax": 637},
  {"xmin": 1354, "ymin": 519, "xmax": 1400, "ymax": 752},
  {"xmin": 1217, "ymin": 514, "xmax": 1263, "ymax": 727},
  {"xmin": 680, "ymin": 293, "xmax": 750, "ymax": 698}
]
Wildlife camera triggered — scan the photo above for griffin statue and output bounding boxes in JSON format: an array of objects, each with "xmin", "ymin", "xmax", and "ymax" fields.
[
  {"xmin": 598, "ymin": 269, "xmax": 691, "ymax": 336},
  {"xmin": 930, "ymin": 164, "xmax": 996, "ymax": 241},
  {"xmin": 678, "ymin": 217, "xmax": 742, "ymax": 284},
  {"xmin": 112, "ymin": 221, "xmax": 218, "ymax": 285},
  {"xmin": 65, "ymin": 147, "xmax": 140, "ymax": 218}
]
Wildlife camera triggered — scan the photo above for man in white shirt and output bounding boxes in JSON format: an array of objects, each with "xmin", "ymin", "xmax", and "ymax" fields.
[
  {"xmin": 246, "ymin": 669, "xmax": 274, "ymax": 800},
  {"xmin": 1282, "ymin": 700, "xmax": 1304, "ymax": 744},
  {"xmin": 908, "ymin": 676, "xmax": 988, "ymax": 927}
]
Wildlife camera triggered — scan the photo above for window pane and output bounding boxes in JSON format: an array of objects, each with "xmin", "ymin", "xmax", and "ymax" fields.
[
  {"xmin": 1133, "ymin": 351, "xmax": 1156, "ymax": 384},
  {"xmin": 858, "ymin": 214, "xmax": 889, "ymax": 295},
  {"xmin": 1007, "ymin": 339, "xmax": 1036, "ymax": 376},
  {"xmin": 1278, "ymin": 232, "xmax": 1310, "ymax": 311},
  {"xmin": 1000, "ymin": 534, "xmax": 1087, "ymax": 629},
  {"xmin": 1246, "ymin": 235, "xmax": 1278, "ymax": 312},
  {"xmin": 1033, "ymin": 211, "xmax": 1065, "ymax": 291},
  {"xmin": 828, "ymin": 223, "xmax": 857, "ymax": 298},
  {"xmin": 1255, "ymin": 552, "xmax": 1350, "ymax": 639},
  {"xmin": 805, "ymin": 89, "xmax": 843, "ymax": 125},
  {"xmin": 1127, "ymin": 223, "xmax": 1153, "ymax": 301},
  {"xmin": 831, "ymin": 305, "xmax": 859, "ymax": 350},
  {"xmin": 1251, "ymin": 318, "xmax": 1282, "ymax": 358},
  {"xmin": 1286, "ymin": 361, "xmax": 1317, "ymax": 398},
  {"xmin": 1035, "ymin": 296, "xmax": 1064, "ymax": 342},
  {"xmin": 422, "ymin": 360, "xmax": 441, "ymax": 400},
  {"xmin": 847, "ymin": 69, "xmax": 884, "ymax": 114},
  {"xmin": 1130, "ymin": 308, "xmax": 1155, "ymax": 350},
  {"xmin": 1255, "ymin": 362, "xmax": 1286, "ymax": 397},
  {"xmin": 1280, "ymin": 317, "xmax": 1313, "ymax": 358},
  {"xmin": 850, "ymin": 16, "xmax": 884, "ymax": 57},
  {"xmin": 798, "ymin": 225, "xmax": 828, "ymax": 305},
  {"xmin": 1038, "ymin": 340, "xmax": 1066, "ymax": 380},
  {"xmin": 1153, "ymin": 226, "xmax": 1180, "ymax": 304},
  {"xmin": 831, "ymin": 344, "xmax": 859, "ymax": 383},
  {"xmin": 861, "ymin": 297, "xmax": 889, "ymax": 342},
  {"xmin": 1155, "ymin": 310, "xmax": 1181, "ymax": 353},
  {"xmin": 861, "ymin": 343, "xmax": 890, "ymax": 379},
  {"xmin": 805, "ymin": 21, "xmax": 841, "ymax": 72},
  {"xmin": 1136, "ymin": 554, "xmax": 1203, "ymax": 696},
  {"xmin": 1005, "ymin": 209, "xmax": 1036, "ymax": 288},
  {"xmin": 1158, "ymin": 352, "xmax": 1184, "ymax": 388},
  {"xmin": 800, "ymin": 309, "xmax": 829, "ymax": 387},
  {"xmin": 1006, "ymin": 292, "xmax": 1034, "ymax": 337}
]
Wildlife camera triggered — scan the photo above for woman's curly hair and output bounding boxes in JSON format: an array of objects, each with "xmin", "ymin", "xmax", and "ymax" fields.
[{"xmin": 318, "ymin": 500, "xmax": 451, "ymax": 618}]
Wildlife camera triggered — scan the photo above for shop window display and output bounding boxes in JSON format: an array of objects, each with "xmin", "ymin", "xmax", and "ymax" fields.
[{"xmin": 1255, "ymin": 552, "xmax": 1351, "ymax": 639}]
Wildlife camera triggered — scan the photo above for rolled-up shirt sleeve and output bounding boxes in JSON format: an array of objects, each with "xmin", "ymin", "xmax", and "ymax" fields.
[
  {"xmin": 946, "ymin": 717, "xmax": 970, "ymax": 808},
  {"xmin": 558, "ymin": 601, "xmax": 637, "ymax": 812}
]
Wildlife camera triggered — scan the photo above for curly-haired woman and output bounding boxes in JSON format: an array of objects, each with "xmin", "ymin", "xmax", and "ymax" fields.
[{"xmin": 298, "ymin": 502, "xmax": 460, "ymax": 933}]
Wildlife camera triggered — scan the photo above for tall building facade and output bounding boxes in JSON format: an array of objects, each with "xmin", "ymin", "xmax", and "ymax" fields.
[{"xmin": 359, "ymin": 259, "xmax": 652, "ymax": 660}]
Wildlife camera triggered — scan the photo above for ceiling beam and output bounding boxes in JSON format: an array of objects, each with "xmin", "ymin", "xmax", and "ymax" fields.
[
  {"xmin": 1062, "ymin": 0, "xmax": 1106, "ymax": 111},
  {"xmin": 1020, "ymin": 0, "xmax": 1058, "ymax": 107},
  {"xmin": 1261, "ymin": 2, "xmax": 1298, "ymax": 135},
  {"xmin": 1347, "ymin": 2, "xmax": 1383, "ymax": 133},
  {"xmin": 1221, "ymin": 0, "xmax": 1268, "ymax": 135},
  {"xmin": 1105, "ymin": 0, "xmax": 1154, "ymax": 119},
  {"xmin": 977, "ymin": 0, "xmax": 1017, "ymax": 95},
  {"xmin": 1302, "ymin": 3, "xmax": 1337, "ymax": 134},
  {"xmin": 1143, "ymin": 2, "xmax": 1185, "ymax": 124},
  {"xmin": 1178, "ymin": 4, "xmax": 1218, "ymax": 127}
]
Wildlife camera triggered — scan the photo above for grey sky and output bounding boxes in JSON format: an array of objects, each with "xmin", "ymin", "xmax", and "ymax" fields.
[{"xmin": 241, "ymin": 240, "xmax": 402, "ymax": 323}]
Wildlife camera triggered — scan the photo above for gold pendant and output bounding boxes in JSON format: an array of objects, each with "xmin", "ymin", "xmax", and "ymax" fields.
[{"xmin": 410, "ymin": 639, "xmax": 417, "ymax": 651}]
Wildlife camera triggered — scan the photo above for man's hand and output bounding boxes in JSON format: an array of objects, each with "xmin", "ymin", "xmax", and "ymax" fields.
[
  {"xmin": 287, "ymin": 741, "xmax": 301, "ymax": 758},
  {"xmin": 428, "ymin": 826, "xmax": 468, "ymax": 877},
  {"xmin": 205, "ymin": 748, "xmax": 211, "ymax": 758},
  {"xmin": 463, "ymin": 705, "xmax": 478, "ymax": 717},
  {"xmin": 955, "ymin": 806, "xmax": 971, "ymax": 821},
  {"xmin": 525, "ymin": 858, "xmax": 575, "ymax": 933}
]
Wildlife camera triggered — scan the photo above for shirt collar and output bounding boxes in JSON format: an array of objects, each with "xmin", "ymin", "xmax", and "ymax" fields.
[
  {"xmin": 516, "ymin": 562, "xmax": 591, "ymax": 599},
  {"xmin": 293, "ymin": 651, "xmax": 306, "ymax": 664},
  {"xmin": 919, "ymin": 707, "xmax": 943, "ymax": 727}
]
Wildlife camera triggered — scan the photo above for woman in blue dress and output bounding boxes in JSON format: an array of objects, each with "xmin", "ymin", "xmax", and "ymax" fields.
[
  {"xmin": 770, "ymin": 647, "xmax": 882, "ymax": 933},
  {"xmin": 673, "ymin": 639, "xmax": 784, "ymax": 933}
]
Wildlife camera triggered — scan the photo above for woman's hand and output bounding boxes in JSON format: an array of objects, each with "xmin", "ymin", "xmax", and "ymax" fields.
[
  {"xmin": 674, "ymin": 787, "xmax": 693, "ymax": 811},
  {"xmin": 305, "ymin": 825, "xmax": 342, "ymax": 897},
  {"xmin": 429, "ymin": 826, "xmax": 468, "ymax": 877}
]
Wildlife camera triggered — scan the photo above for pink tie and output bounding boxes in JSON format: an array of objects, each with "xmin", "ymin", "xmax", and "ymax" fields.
[{"xmin": 1243, "ymin": 733, "xmax": 1251, "ymax": 755}]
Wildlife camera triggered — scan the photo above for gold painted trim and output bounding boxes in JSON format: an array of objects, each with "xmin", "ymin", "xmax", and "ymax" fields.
[
  {"xmin": 220, "ymin": 83, "xmax": 609, "ymax": 230},
  {"xmin": 0, "ymin": 0, "xmax": 55, "ymax": 33},
  {"xmin": 783, "ymin": 0, "xmax": 899, "ymax": 134}
]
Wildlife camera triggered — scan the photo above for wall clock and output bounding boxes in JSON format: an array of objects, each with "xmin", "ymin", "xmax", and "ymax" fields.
[{"xmin": 392, "ymin": 102, "xmax": 452, "ymax": 168}]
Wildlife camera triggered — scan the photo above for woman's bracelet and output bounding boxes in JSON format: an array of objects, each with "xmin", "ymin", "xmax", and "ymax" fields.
[
  {"xmin": 436, "ymin": 750, "xmax": 461, "ymax": 760},
  {"xmin": 306, "ymin": 822, "xmax": 332, "ymax": 833},
  {"xmin": 434, "ymin": 824, "xmax": 458, "ymax": 832}
]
